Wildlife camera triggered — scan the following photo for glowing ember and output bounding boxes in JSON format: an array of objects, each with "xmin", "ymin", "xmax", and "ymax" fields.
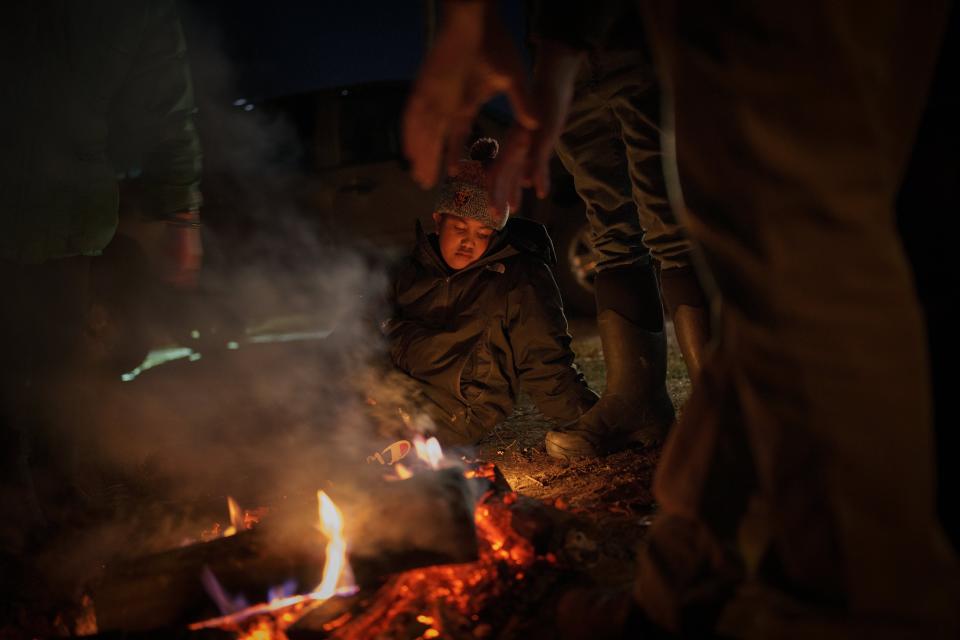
[
  {"xmin": 463, "ymin": 460, "xmax": 499, "ymax": 483},
  {"xmin": 191, "ymin": 455, "xmax": 535, "ymax": 639},
  {"xmin": 74, "ymin": 594, "xmax": 98, "ymax": 636},
  {"xmin": 328, "ymin": 491, "xmax": 539, "ymax": 640},
  {"xmin": 238, "ymin": 618, "xmax": 283, "ymax": 640}
]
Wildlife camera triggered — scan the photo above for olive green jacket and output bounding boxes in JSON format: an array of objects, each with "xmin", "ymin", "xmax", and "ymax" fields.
[
  {"xmin": 0, "ymin": 0, "xmax": 201, "ymax": 263},
  {"xmin": 385, "ymin": 218, "xmax": 597, "ymax": 444}
]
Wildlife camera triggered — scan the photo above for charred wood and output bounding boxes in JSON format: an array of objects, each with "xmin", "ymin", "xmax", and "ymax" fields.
[
  {"xmin": 93, "ymin": 525, "xmax": 324, "ymax": 633},
  {"xmin": 345, "ymin": 467, "xmax": 479, "ymax": 582},
  {"xmin": 94, "ymin": 467, "xmax": 480, "ymax": 633}
]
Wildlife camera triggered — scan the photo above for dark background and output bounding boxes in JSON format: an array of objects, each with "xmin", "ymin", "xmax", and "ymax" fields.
[{"xmin": 181, "ymin": 0, "xmax": 528, "ymax": 102}]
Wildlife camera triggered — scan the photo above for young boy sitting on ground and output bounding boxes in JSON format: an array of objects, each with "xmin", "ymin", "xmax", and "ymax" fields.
[{"xmin": 383, "ymin": 139, "xmax": 598, "ymax": 446}]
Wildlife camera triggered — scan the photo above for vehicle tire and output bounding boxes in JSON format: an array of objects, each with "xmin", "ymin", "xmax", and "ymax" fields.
[{"xmin": 550, "ymin": 213, "xmax": 599, "ymax": 317}]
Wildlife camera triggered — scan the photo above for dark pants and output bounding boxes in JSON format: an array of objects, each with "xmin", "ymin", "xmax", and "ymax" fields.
[
  {"xmin": 896, "ymin": 2, "xmax": 960, "ymax": 549},
  {"xmin": 556, "ymin": 50, "xmax": 694, "ymax": 275},
  {"xmin": 635, "ymin": 1, "xmax": 960, "ymax": 636}
]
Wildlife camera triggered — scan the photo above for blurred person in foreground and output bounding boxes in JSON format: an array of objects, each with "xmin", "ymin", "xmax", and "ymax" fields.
[
  {"xmin": 384, "ymin": 138, "xmax": 597, "ymax": 447},
  {"xmin": 403, "ymin": 0, "xmax": 959, "ymax": 637},
  {"xmin": 0, "ymin": 0, "xmax": 202, "ymax": 624}
]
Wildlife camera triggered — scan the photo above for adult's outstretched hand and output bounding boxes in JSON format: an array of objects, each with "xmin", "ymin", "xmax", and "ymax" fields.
[
  {"xmin": 402, "ymin": 1, "xmax": 538, "ymax": 190},
  {"xmin": 488, "ymin": 40, "xmax": 583, "ymax": 216}
]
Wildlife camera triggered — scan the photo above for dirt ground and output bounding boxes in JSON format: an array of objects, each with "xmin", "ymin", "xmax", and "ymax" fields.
[{"xmin": 475, "ymin": 318, "xmax": 691, "ymax": 589}]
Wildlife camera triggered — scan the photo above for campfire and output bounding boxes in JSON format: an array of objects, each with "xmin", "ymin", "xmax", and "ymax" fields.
[
  {"xmin": 199, "ymin": 497, "xmax": 265, "ymax": 543},
  {"xmin": 81, "ymin": 435, "xmax": 572, "ymax": 640},
  {"xmin": 324, "ymin": 490, "xmax": 540, "ymax": 640},
  {"xmin": 187, "ymin": 489, "xmax": 356, "ymax": 639}
]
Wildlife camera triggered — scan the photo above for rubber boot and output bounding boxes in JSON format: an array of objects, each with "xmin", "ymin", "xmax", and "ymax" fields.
[
  {"xmin": 546, "ymin": 264, "xmax": 675, "ymax": 459},
  {"xmin": 660, "ymin": 265, "xmax": 711, "ymax": 386},
  {"xmin": 671, "ymin": 303, "xmax": 710, "ymax": 385}
]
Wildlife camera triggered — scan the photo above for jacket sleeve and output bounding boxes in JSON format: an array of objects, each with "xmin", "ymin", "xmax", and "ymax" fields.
[
  {"xmin": 112, "ymin": 0, "xmax": 202, "ymax": 219},
  {"xmin": 507, "ymin": 261, "xmax": 598, "ymax": 422},
  {"xmin": 381, "ymin": 265, "xmax": 465, "ymax": 384},
  {"xmin": 383, "ymin": 316, "xmax": 444, "ymax": 376}
]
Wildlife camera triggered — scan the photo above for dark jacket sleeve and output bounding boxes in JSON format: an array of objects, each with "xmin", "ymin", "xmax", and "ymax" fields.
[
  {"xmin": 382, "ymin": 264, "xmax": 467, "ymax": 399},
  {"xmin": 384, "ymin": 316, "xmax": 444, "ymax": 376},
  {"xmin": 112, "ymin": 0, "xmax": 202, "ymax": 219},
  {"xmin": 507, "ymin": 261, "xmax": 598, "ymax": 422},
  {"xmin": 384, "ymin": 314, "xmax": 493, "ymax": 410}
]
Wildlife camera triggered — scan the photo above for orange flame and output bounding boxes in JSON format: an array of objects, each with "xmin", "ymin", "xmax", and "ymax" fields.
[
  {"xmin": 312, "ymin": 490, "xmax": 350, "ymax": 599},
  {"xmin": 200, "ymin": 497, "xmax": 265, "ymax": 543},
  {"xmin": 237, "ymin": 619, "xmax": 280, "ymax": 640},
  {"xmin": 223, "ymin": 496, "xmax": 242, "ymax": 537},
  {"xmin": 328, "ymin": 492, "xmax": 535, "ymax": 639},
  {"xmin": 189, "ymin": 492, "xmax": 355, "ymax": 636},
  {"xmin": 394, "ymin": 463, "xmax": 414, "ymax": 480},
  {"xmin": 75, "ymin": 593, "xmax": 97, "ymax": 636}
]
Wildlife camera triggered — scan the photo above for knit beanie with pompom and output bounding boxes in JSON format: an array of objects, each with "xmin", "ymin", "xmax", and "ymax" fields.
[{"xmin": 434, "ymin": 138, "xmax": 508, "ymax": 230}]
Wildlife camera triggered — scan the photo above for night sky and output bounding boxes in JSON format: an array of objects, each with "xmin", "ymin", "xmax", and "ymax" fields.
[{"xmin": 182, "ymin": 1, "xmax": 527, "ymax": 103}]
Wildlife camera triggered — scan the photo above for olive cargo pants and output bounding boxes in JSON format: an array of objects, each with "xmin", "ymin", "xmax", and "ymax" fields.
[{"xmin": 555, "ymin": 50, "xmax": 693, "ymax": 275}]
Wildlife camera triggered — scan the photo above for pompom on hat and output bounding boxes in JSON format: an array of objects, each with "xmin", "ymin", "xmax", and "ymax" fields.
[{"xmin": 434, "ymin": 138, "xmax": 509, "ymax": 230}]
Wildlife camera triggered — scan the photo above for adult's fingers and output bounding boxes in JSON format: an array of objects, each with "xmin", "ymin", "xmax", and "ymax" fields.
[
  {"xmin": 403, "ymin": 89, "xmax": 447, "ymax": 189},
  {"xmin": 531, "ymin": 156, "xmax": 550, "ymax": 201},
  {"xmin": 504, "ymin": 81, "xmax": 540, "ymax": 131},
  {"xmin": 402, "ymin": 35, "xmax": 475, "ymax": 188},
  {"xmin": 483, "ymin": 17, "xmax": 539, "ymax": 131},
  {"xmin": 488, "ymin": 127, "xmax": 532, "ymax": 218},
  {"xmin": 445, "ymin": 67, "xmax": 523, "ymax": 175},
  {"xmin": 445, "ymin": 82, "xmax": 490, "ymax": 174},
  {"xmin": 528, "ymin": 130, "xmax": 555, "ymax": 199},
  {"xmin": 445, "ymin": 114, "xmax": 473, "ymax": 175}
]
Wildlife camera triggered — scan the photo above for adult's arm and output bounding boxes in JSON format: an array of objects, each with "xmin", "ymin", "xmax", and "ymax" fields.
[{"xmin": 112, "ymin": 0, "xmax": 202, "ymax": 287}]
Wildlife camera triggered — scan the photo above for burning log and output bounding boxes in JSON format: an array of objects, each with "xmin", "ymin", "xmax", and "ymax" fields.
[
  {"xmin": 80, "ymin": 627, "xmax": 232, "ymax": 639},
  {"xmin": 94, "ymin": 467, "xmax": 481, "ymax": 633},
  {"xmin": 344, "ymin": 467, "xmax": 480, "ymax": 581},
  {"xmin": 290, "ymin": 490, "xmax": 556, "ymax": 640},
  {"xmin": 93, "ymin": 525, "xmax": 326, "ymax": 633}
]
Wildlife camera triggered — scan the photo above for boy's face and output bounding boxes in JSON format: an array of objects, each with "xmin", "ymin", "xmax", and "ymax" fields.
[{"xmin": 433, "ymin": 213, "xmax": 495, "ymax": 270}]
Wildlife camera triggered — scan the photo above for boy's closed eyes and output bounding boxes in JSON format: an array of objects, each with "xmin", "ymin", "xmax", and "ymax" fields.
[{"xmin": 433, "ymin": 212, "xmax": 496, "ymax": 271}]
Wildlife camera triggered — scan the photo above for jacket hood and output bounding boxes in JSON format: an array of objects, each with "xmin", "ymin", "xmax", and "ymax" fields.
[{"xmin": 413, "ymin": 217, "xmax": 557, "ymax": 271}]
